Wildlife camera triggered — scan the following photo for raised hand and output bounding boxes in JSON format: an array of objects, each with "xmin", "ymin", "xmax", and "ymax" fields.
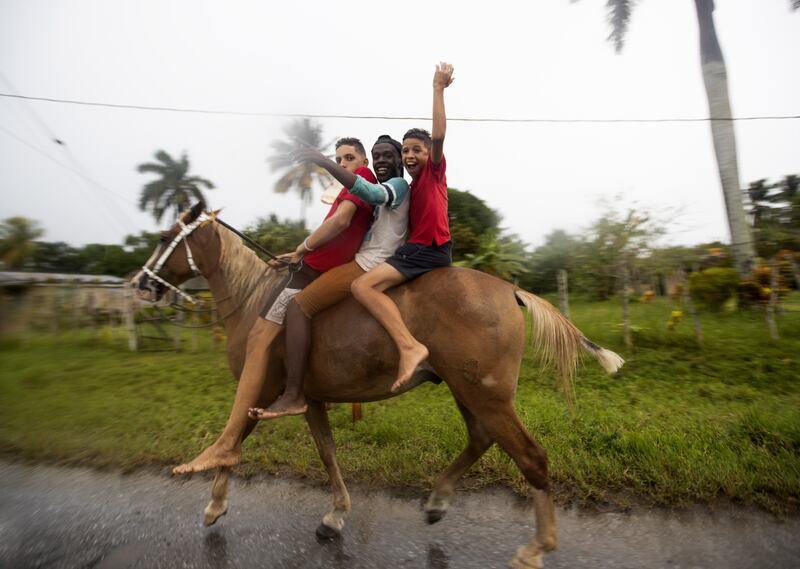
[
  {"xmin": 290, "ymin": 146, "xmax": 327, "ymax": 165},
  {"xmin": 433, "ymin": 62, "xmax": 455, "ymax": 90}
]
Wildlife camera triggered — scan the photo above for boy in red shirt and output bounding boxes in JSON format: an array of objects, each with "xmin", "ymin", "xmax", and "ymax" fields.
[{"xmin": 350, "ymin": 62, "xmax": 455, "ymax": 392}]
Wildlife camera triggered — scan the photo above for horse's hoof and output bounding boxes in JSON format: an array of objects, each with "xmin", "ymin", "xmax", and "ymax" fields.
[
  {"xmin": 425, "ymin": 508, "xmax": 447, "ymax": 525},
  {"xmin": 509, "ymin": 544, "xmax": 544, "ymax": 569},
  {"xmin": 316, "ymin": 522, "xmax": 341, "ymax": 540},
  {"xmin": 204, "ymin": 500, "xmax": 228, "ymax": 526}
]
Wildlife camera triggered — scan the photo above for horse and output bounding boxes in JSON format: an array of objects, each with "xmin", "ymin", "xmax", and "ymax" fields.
[{"xmin": 131, "ymin": 203, "xmax": 623, "ymax": 569}]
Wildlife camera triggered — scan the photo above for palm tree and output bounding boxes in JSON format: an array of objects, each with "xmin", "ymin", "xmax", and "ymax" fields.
[
  {"xmin": 137, "ymin": 150, "xmax": 214, "ymax": 224},
  {"xmin": 267, "ymin": 118, "xmax": 333, "ymax": 224},
  {"xmin": 594, "ymin": 0, "xmax": 798, "ymax": 276},
  {"xmin": 0, "ymin": 216, "xmax": 44, "ymax": 270}
]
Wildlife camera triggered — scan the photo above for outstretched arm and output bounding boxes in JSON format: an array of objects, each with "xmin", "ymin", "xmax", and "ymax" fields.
[
  {"xmin": 431, "ymin": 62, "xmax": 455, "ymax": 166},
  {"xmin": 291, "ymin": 148, "xmax": 358, "ymax": 190},
  {"xmin": 289, "ymin": 147, "xmax": 408, "ymax": 207}
]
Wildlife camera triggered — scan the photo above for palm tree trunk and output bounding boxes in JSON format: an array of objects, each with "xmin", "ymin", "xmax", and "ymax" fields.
[{"xmin": 694, "ymin": 0, "xmax": 755, "ymax": 276}]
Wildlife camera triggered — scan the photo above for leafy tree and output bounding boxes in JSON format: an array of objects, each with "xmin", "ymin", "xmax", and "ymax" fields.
[
  {"xmin": 78, "ymin": 244, "xmax": 133, "ymax": 276},
  {"xmin": 245, "ymin": 214, "xmax": 310, "ymax": 257},
  {"xmin": 0, "ymin": 216, "xmax": 44, "ymax": 269},
  {"xmin": 582, "ymin": 0, "xmax": 800, "ymax": 275},
  {"xmin": 520, "ymin": 229, "xmax": 582, "ymax": 293},
  {"xmin": 576, "ymin": 209, "xmax": 664, "ymax": 300},
  {"xmin": 447, "ymin": 188, "xmax": 501, "ymax": 261},
  {"xmin": 137, "ymin": 150, "xmax": 214, "ymax": 224},
  {"xmin": 30, "ymin": 241, "xmax": 84, "ymax": 273},
  {"xmin": 747, "ymin": 174, "xmax": 800, "ymax": 257},
  {"xmin": 29, "ymin": 231, "xmax": 161, "ymax": 277},
  {"xmin": 267, "ymin": 119, "xmax": 332, "ymax": 223},
  {"xmin": 455, "ymin": 232, "xmax": 528, "ymax": 282}
]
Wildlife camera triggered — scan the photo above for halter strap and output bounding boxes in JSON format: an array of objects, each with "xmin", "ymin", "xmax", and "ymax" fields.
[{"xmin": 142, "ymin": 213, "xmax": 210, "ymax": 303}]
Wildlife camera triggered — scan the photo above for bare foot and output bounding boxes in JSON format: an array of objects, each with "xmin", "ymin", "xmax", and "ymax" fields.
[
  {"xmin": 391, "ymin": 342, "xmax": 430, "ymax": 393},
  {"xmin": 248, "ymin": 394, "xmax": 308, "ymax": 420},
  {"xmin": 172, "ymin": 441, "xmax": 240, "ymax": 475}
]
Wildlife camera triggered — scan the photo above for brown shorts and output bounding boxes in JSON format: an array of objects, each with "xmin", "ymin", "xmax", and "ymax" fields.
[{"xmin": 294, "ymin": 260, "xmax": 366, "ymax": 318}]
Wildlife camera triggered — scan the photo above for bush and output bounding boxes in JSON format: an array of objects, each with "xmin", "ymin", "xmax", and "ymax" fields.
[{"xmin": 688, "ymin": 268, "xmax": 739, "ymax": 311}]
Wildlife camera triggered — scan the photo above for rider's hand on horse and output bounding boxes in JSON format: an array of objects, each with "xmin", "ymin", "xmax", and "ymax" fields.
[
  {"xmin": 268, "ymin": 251, "xmax": 302, "ymax": 269},
  {"xmin": 433, "ymin": 62, "xmax": 455, "ymax": 89}
]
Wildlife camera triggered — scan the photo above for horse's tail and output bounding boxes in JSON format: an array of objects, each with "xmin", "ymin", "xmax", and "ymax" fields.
[{"xmin": 514, "ymin": 289, "xmax": 624, "ymax": 407}]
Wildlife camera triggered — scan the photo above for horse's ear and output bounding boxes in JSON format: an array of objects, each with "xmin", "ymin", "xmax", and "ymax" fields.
[{"xmin": 188, "ymin": 201, "xmax": 205, "ymax": 222}]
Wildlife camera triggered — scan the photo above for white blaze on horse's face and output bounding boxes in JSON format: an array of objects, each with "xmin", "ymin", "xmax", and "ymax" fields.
[{"xmin": 130, "ymin": 213, "xmax": 209, "ymax": 303}]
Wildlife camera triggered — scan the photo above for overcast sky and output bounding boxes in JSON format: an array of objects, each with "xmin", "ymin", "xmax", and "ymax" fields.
[{"xmin": 1, "ymin": 0, "xmax": 798, "ymax": 251}]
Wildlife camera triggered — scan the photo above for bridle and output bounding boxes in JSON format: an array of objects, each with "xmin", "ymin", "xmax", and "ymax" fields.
[
  {"xmin": 139, "ymin": 212, "xmax": 299, "ymax": 313},
  {"xmin": 140, "ymin": 213, "xmax": 212, "ymax": 305}
]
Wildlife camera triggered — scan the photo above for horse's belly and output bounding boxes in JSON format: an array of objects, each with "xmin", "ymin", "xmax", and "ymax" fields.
[{"xmin": 305, "ymin": 300, "xmax": 400, "ymax": 402}]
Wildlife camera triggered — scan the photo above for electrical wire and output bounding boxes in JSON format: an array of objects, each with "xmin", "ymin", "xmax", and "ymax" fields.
[
  {"xmin": 1, "ymin": 92, "xmax": 798, "ymax": 123},
  {"xmin": 0, "ymin": 77, "xmax": 140, "ymax": 233},
  {"xmin": 0, "ymin": 124, "xmax": 140, "ymax": 234}
]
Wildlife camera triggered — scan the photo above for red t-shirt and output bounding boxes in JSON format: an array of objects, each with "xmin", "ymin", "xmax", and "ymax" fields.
[
  {"xmin": 303, "ymin": 166, "xmax": 376, "ymax": 273},
  {"xmin": 408, "ymin": 155, "xmax": 451, "ymax": 246}
]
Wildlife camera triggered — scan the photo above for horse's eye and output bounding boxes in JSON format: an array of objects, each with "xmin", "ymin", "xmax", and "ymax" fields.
[{"xmin": 159, "ymin": 232, "xmax": 170, "ymax": 243}]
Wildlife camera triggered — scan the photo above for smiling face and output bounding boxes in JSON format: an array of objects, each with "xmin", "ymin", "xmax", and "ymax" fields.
[
  {"xmin": 335, "ymin": 144, "xmax": 368, "ymax": 173},
  {"xmin": 371, "ymin": 142, "xmax": 402, "ymax": 183},
  {"xmin": 401, "ymin": 137, "xmax": 430, "ymax": 180}
]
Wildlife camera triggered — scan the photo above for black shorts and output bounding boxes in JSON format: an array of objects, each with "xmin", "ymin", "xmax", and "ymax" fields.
[{"xmin": 386, "ymin": 241, "xmax": 452, "ymax": 279}]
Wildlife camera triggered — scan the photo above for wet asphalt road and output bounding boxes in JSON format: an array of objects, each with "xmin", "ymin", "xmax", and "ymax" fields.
[{"xmin": 0, "ymin": 461, "xmax": 798, "ymax": 569}]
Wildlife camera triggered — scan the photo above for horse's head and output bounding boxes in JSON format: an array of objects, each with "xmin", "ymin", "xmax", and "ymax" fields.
[{"xmin": 131, "ymin": 202, "xmax": 220, "ymax": 303}]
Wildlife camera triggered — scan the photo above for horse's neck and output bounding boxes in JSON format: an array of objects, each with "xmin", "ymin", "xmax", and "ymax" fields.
[
  {"xmin": 204, "ymin": 270, "xmax": 247, "ymax": 337},
  {"xmin": 203, "ymin": 228, "xmax": 272, "ymax": 337}
]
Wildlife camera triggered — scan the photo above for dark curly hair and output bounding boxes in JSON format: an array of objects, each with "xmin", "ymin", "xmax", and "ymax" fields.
[{"xmin": 402, "ymin": 128, "xmax": 432, "ymax": 149}]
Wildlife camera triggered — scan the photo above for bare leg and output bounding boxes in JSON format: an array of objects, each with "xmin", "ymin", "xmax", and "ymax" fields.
[
  {"xmin": 173, "ymin": 319, "xmax": 283, "ymax": 474},
  {"xmin": 249, "ymin": 299, "xmax": 309, "ymax": 420},
  {"xmin": 304, "ymin": 400, "xmax": 351, "ymax": 538},
  {"xmin": 351, "ymin": 263, "xmax": 428, "ymax": 391},
  {"xmin": 424, "ymin": 400, "xmax": 493, "ymax": 524}
]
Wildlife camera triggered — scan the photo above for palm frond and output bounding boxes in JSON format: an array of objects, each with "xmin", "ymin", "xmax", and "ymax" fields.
[
  {"xmin": 136, "ymin": 149, "xmax": 214, "ymax": 224},
  {"xmin": 274, "ymin": 168, "xmax": 302, "ymax": 194},
  {"xmin": 606, "ymin": 0, "xmax": 635, "ymax": 52},
  {"xmin": 184, "ymin": 175, "xmax": 215, "ymax": 189}
]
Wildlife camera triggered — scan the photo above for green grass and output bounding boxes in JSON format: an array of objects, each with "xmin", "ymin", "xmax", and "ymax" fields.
[{"xmin": 1, "ymin": 295, "xmax": 799, "ymax": 511}]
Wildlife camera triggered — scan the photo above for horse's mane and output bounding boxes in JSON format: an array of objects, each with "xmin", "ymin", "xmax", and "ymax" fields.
[{"xmin": 214, "ymin": 222, "xmax": 285, "ymax": 314}]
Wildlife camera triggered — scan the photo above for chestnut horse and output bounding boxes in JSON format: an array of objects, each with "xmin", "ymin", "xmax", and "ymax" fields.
[{"xmin": 131, "ymin": 204, "xmax": 623, "ymax": 569}]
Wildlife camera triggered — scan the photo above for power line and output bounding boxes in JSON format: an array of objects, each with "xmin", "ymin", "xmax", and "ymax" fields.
[
  {"xmin": 0, "ymin": 124, "xmax": 140, "ymax": 234},
  {"xmin": 1, "ymin": 92, "xmax": 798, "ymax": 124},
  {"xmin": 0, "ymin": 77, "xmax": 140, "ymax": 234}
]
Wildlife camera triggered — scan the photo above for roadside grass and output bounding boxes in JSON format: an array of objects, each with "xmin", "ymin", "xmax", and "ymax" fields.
[{"xmin": 1, "ymin": 295, "xmax": 798, "ymax": 511}]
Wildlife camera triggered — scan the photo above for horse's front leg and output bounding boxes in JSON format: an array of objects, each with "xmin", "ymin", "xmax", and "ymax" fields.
[
  {"xmin": 203, "ymin": 337, "xmax": 285, "ymax": 526},
  {"xmin": 204, "ymin": 467, "xmax": 231, "ymax": 525},
  {"xmin": 305, "ymin": 400, "xmax": 351, "ymax": 539}
]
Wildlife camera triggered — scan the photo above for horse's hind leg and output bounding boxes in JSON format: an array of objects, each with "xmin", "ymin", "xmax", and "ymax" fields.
[
  {"xmin": 459, "ymin": 396, "xmax": 557, "ymax": 569},
  {"xmin": 305, "ymin": 400, "xmax": 351, "ymax": 539},
  {"xmin": 425, "ymin": 400, "xmax": 493, "ymax": 524}
]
